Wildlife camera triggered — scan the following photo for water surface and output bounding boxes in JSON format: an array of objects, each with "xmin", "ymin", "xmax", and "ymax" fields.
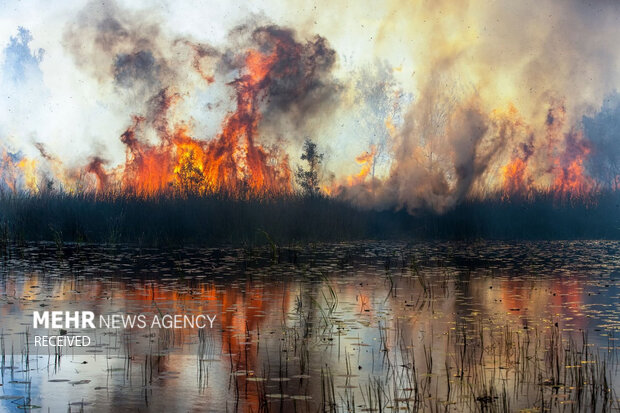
[{"xmin": 1, "ymin": 241, "xmax": 619, "ymax": 412}]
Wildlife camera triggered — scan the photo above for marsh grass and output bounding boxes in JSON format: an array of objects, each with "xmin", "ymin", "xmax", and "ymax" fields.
[{"xmin": 0, "ymin": 191, "xmax": 619, "ymax": 247}]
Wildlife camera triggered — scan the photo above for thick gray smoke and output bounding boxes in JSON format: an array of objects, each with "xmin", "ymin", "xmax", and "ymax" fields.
[
  {"xmin": 334, "ymin": 0, "xmax": 620, "ymax": 213},
  {"xmin": 61, "ymin": 1, "xmax": 342, "ymax": 163}
]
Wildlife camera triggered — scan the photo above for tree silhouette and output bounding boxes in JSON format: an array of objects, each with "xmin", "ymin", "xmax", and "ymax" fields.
[{"xmin": 296, "ymin": 138, "xmax": 323, "ymax": 196}]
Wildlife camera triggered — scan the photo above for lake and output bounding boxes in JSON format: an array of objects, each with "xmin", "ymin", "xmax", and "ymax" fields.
[{"xmin": 1, "ymin": 241, "xmax": 619, "ymax": 412}]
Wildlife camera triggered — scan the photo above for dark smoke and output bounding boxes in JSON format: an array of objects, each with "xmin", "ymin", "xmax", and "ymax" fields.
[
  {"xmin": 114, "ymin": 50, "xmax": 159, "ymax": 88},
  {"xmin": 253, "ymin": 26, "xmax": 338, "ymax": 117},
  {"xmin": 34, "ymin": 142, "xmax": 53, "ymax": 161},
  {"xmin": 62, "ymin": 0, "xmax": 341, "ymax": 170},
  {"xmin": 85, "ymin": 156, "xmax": 109, "ymax": 191}
]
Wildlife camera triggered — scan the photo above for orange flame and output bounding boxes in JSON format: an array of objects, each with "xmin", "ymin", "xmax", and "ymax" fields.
[
  {"xmin": 496, "ymin": 103, "xmax": 597, "ymax": 201},
  {"xmin": 322, "ymin": 145, "xmax": 377, "ymax": 196},
  {"xmin": 346, "ymin": 145, "xmax": 377, "ymax": 187},
  {"xmin": 501, "ymin": 158, "xmax": 528, "ymax": 197},
  {"xmin": 552, "ymin": 156, "xmax": 594, "ymax": 196},
  {"xmin": 0, "ymin": 152, "xmax": 42, "ymax": 194},
  {"xmin": 111, "ymin": 44, "xmax": 293, "ymax": 198},
  {"xmin": 17, "ymin": 158, "xmax": 38, "ymax": 192}
]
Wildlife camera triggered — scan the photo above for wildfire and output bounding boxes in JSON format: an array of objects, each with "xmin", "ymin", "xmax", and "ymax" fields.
[
  {"xmin": 497, "ymin": 104, "xmax": 597, "ymax": 201},
  {"xmin": 1, "ymin": 151, "xmax": 39, "ymax": 193},
  {"xmin": 500, "ymin": 149, "xmax": 595, "ymax": 201},
  {"xmin": 119, "ymin": 115, "xmax": 176, "ymax": 196},
  {"xmin": 321, "ymin": 145, "xmax": 378, "ymax": 197},
  {"xmin": 0, "ymin": 21, "xmax": 610, "ymax": 208},
  {"xmin": 105, "ymin": 39, "xmax": 295, "ymax": 198},
  {"xmin": 552, "ymin": 157, "xmax": 593, "ymax": 196},
  {"xmin": 1, "ymin": 26, "xmax": 341, "ymax": 199},
  {"xmin": 501, "ymin": 158, "xmax": 528, "ymax": 197},
  {"xmin": 346, "ymin": 145, "xmax": 377, "ymax": 187},
  {"xmin": 17, "ymin": 158, "xmax": 38, "ymax": 192}
]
